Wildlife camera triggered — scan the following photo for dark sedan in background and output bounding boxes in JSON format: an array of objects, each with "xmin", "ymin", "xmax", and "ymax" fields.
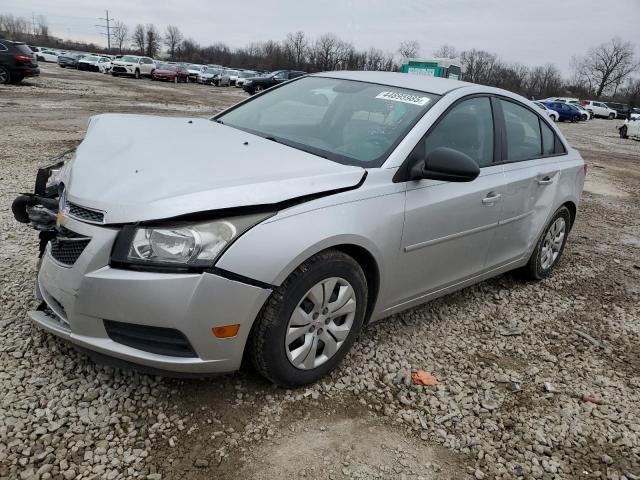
[
  {"xmin": 0, "ymin": 40, "xmax": 39, "ymax": 84},
  {"xmin": 57, "ymin": 53, "xmax": 85, "ymax": 68},
  {"xmin": 242, "ymin": 69, "xmax": 306, "ymax": 94}
]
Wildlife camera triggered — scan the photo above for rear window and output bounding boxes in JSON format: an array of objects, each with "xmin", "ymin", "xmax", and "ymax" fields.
[{"xmin": 14, "ymin": 43, "xmax": 33, "ymax": 55}]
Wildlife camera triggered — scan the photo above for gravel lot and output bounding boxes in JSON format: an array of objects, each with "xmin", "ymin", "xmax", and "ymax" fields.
[{"xmin": 1, "ymin": 63, "xmax": 639, "ymax": 480}]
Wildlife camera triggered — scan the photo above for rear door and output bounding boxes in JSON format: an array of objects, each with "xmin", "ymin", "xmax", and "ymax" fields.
[
  {"xmin": 394, "ymin": 96, "xmax": 505, "ymax": 304},
  {"xmin": 486, "ymin": 98, "xmax": 566, "ymax": 268}
]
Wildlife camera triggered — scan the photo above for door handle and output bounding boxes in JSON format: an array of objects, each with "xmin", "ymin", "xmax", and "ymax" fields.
[
  {"xmin": 482, "ymin": 193, "xmax": 502, "ymax": 204},
  {"xmin": 536, "ymin": 175, "xmax": 555, "ymax": 185}
]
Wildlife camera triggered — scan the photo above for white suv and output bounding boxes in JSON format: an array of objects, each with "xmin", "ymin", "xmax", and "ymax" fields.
[
  {"xmin": 110, "ymin": 55, "xmax": 156, "ymax": 79},
  {"xmin": 580, "ymin": 101, "xmax": 617, "ymax": 119}
]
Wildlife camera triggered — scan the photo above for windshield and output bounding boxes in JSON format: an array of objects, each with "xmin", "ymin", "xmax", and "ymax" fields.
[
  {"xmin": 120, "ymin": 55, "xmax": 139, "ymax": 63},
  {"xmin": 84, "ymin": 56, "xmax": 99, "ymax": 62},
  {"xmin": 206, "ymin": 67, "xmax": 220, "ymax": 74},
  {"xmin": 159, "ymin": 64, "xmax": 177, "ymax": 71},
  {"xmin": 188, "ymin": 64, "xmax": 202, "ymax": 70},
  {"xmin": 217, "ymin": 76, "xmax": 439, "ymax": 167},
  {"xmin": 239, "ymin": 71, "xmax": 255, "ymax": 78}
]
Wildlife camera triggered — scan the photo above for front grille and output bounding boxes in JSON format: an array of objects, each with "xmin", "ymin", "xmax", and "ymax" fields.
[
  {"xmin": 103, "ymin": 320, "xmax": 197, "ymax": 358},
  {"xmin": 112, "ymin": 66, "xmax": 127, "ymax": 73},
  {"xmin": 67, "ymin": 202, "xmax": 105, "ymax": 224},
  {"xmin": 50, "ymin": 235, "xmax": 91, "ymax": 266}
]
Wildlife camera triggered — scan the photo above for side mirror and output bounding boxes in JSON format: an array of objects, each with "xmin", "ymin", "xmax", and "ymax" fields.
[{"xmin": 410, "ymin": 147, "xmax": 480, "ymax": 182}]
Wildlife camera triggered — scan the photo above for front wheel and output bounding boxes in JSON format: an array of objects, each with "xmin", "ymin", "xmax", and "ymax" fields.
[
  {"xmin": 522, "ymin": 206, "xmax": 571, "ymax": 280},
  {"xmin": 619, "ymin": 125, "xmax": 628, "ymax": 139},
  {"xmin": 249, "ymin": 249, "xmax": 367, "ymax": 387},
  {"xmin": 254, "ymin": 85, "xmax": 264, "ymax": 94},
  {"xmin": 134, "ymin": 69, "xmax": 140, "ymax": 79},
  {"xmin": 608, "ymin": 113, "xmax": 615, "ymax": 120},
  {"xmin": 173, "ymin": 76, "xmax": 178, "ymax": 84},
  {"xmin": 0, "ymin": 66, "xmax": 10, "ymax": 84}
]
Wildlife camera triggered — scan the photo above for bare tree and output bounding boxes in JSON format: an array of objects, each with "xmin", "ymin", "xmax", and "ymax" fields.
[
  {"xmin": 460, "ymin": 49, "xmax": 501, "ymax": 85},
  {"xmin": 313, "ymin": 33, "xmax": 342, "ymax": 71},
  {"xmin": 573, "ymin": 37, "xmax": 638, "ymax": 98},
  {"xmin": 433, "ymin": 44, "xmax": 458, "ymax": 59},
  {"xmin": 145, "ymin": 24, "xmax": 161, "ymax": 58},
  {"xmin": 132, "ymin": 24, "xmax": 145, "ymax": 55},
  {"xmin": 283, "ymin": 31, "xmax": 308, "ymax": 68},
  {"xmin": 112, "ymin": 21, "xmax": 128, "ymax": 54},
  {"xmin": 398, "ymin": 40, "xmax": 420, "ymax": 59},
  {"xmin": 164, "ymin": 25, "xmax": 183, "ymax": 60}
]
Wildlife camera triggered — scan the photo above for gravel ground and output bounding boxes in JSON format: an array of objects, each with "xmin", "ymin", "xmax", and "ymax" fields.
[{"xmin": 1, "ymin": 64, "xmax": 639, "ymax": 480}]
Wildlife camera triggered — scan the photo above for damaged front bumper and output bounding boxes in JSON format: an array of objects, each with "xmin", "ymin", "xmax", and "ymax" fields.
[{"xmin": 13, "ymin": 158, "xmax": 272, "ymax": 375}]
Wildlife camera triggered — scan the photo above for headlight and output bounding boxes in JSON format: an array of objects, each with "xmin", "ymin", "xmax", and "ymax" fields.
[
  {"xmin": 244, "ymin": 80, "xmax": 252, "ymax": 85},
  {"xmin": 111, "ymin": 213, "xmax": 272, "ymax": 269}
]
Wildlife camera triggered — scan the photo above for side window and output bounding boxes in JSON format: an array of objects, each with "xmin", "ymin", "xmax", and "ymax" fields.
[
  {"xmin": 500, "ymin": 100, "xmax": 542, "ymax": 161},
  {"xmin": 424, "ymin": 97, "xmax": 494, "ymax": 167},
  {"xmin": 540, "ymin": 120, "xmax": 555, "ymax": 156}
]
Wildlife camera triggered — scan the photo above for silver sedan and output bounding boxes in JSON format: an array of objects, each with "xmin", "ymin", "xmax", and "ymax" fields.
[{"xmin": 13, "ymin": 71, "xmax": 585, "ymax": 386}]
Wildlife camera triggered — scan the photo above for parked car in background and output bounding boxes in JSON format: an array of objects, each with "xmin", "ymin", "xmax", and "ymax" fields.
[
  {"xmin": 542, "ymin": 101, "xmax": 584, "ymax": 122},
  {"xmin": 111, "ymin": 55, "xmax": 156, "ymax": 79},
  {"xmin": 225, "ymin": 69, "xmax": 240, "ymax": 85},
  {"xmin": 242, "ymin": 70, "xmax": 306, "ymax": 94},
  {"xmin": 546, "ymin": 97, "xmax": 579, "ymax": 104},
  {"xmin": 580, "ymin": 100, "xmax": 617, "ymax": 119},
  {"xmin": 186, "ymin": 64, "xmax": 204, "ymax": 81},
  {"xmin": 571, "ymin": 103, "xmax": 591, "ymax": 120},
  {"xmin": 198, "ymin": 66, "xmax": 230, "ymax": 86},
  {"xmin": 152, "ymin": 63, "xmax": 190, "ymax": 83},
  {"xmin": 619, "ymin": 115, "xmax": 640, "ymax": 139},
  {"xmin": 12, "ymin": 72, "xmax": 585, "ymax": 386},
  {"xmin": 36, "ymin": 49, "xmax": 59, "ymax": 63},
  {"xmin": 78, "ymin": 55, "xmax": 111, "ymax": 72},
  {"xmin": 0, "ymin": 40, "xmax": 39, "ymax": 84},
  {"xmin": 58, "ymin": 53, "xmax": 85, "ymax": 68},
  {"xmin": 236, "ymin": 70, "xmax": 257, "ymax": 88},
  {"xmin": 606, "ymin": 102, "xmax": 631, "ymax": 119},
  {"xmin": 533, "ymin": 101, "xmax": 559, "ymax": 122}
]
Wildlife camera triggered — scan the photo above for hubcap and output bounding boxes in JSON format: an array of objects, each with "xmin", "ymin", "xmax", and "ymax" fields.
[
  {"xmin": 0, "ymin": 69, "xmax": 7, "ymax": 83},
  {"xmin": 285, "ymin": 277, "xmax": 357, "ymax": 370},
  {"xmin": 540, "ymin": 217, "xmax": 566, "ymax": 270}
]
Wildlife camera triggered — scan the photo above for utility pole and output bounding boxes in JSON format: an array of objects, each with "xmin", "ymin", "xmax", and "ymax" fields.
[{"xmin": 96, "ymin": 10, "xmax": 113, "ymax": 52}]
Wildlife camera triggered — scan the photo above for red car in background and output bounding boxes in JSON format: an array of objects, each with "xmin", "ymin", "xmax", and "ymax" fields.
[{"xmin": 152, "ymin": 63, "xmax": 189, "ymax": 83}]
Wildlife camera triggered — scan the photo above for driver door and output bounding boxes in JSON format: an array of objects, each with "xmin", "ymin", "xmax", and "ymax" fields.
[{"xmin": 392, "ymin": 96, "xmax": 505, "ymax": 305}]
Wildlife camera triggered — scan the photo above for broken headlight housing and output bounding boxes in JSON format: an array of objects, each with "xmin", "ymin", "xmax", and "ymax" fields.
[{"xmin": 111, "ymin": 213, "xmax": 272, "ymax": 270}]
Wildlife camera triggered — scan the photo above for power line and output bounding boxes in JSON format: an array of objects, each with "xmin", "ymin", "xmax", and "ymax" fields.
[{"xmin": 95, "ymin": 10, "xmax": 113, "ymax": 51}]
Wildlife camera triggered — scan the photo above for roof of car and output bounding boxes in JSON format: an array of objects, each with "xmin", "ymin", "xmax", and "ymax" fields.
[{"xmin": 311, "ymin": 71, "xmax": 472, "ymax": 95}]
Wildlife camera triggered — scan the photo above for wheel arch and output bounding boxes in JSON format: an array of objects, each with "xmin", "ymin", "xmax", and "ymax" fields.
[{"xmin": 562, "ymin": 200, "xmax": 577, "ymax": 229}]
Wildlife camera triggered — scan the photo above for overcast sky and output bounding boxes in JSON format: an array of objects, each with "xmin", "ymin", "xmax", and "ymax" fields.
[{"xmin": 3, "ymin": 0, "xmax": 639, "ymax": 74}]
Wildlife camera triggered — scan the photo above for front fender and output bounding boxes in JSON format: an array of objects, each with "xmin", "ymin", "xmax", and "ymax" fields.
[{"xmin": 215, "ymin": 182, "xmax": 406, "ymax": 311}]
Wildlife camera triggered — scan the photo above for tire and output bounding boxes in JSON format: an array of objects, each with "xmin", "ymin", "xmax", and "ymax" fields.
[
  {"xmin": 173, "ymin": 76, "xmax": 178, "ymax": 84},
  {"xmin": 134, "ymin": 69, "xmax": 140, "ymax": 79},
  {"xmin": 249, "ymin": 249, "xmax": 368, "ymax": 387},
  {"xmin": 254, "ymin": 85, "xmax": 264, "ymax": 94},
  {"xmin": 522, "ymin": 206, "xmax": 571, "ymax": 281},
  {"xmin": 608, "ymin": 113, "xmax": 615, "ymax": 120},
  {"xmin": 571, "ymin": 115, "xmax": 579, "ymax": 123},
  {"xmin": 619, "ymin": 126, "xmax": 628, "ymax": 139},
  {"xmin": 10, "ymin": 75, "xmax": 24, "ymax": 84},
  {"xmin": 0, "ymin": 66, "xmax": 10, "ymax": 84}
]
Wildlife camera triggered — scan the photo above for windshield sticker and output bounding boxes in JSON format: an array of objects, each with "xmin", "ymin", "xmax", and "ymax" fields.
[{"xmin": 375, "ymin": 91, "xmax": 430, "ymax": 106}]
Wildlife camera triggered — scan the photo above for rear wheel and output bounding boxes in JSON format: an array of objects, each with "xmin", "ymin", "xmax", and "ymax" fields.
[
  {"xmin": 134, "ymin": 69, "xmax": 140, "ymax": 79},
  {"xmin": 522, "ymin": 206, "xmax": 571, "ymax": 280},
  {"xmin": 173, "ymin": 76, "xmax": 178, "ymax": 84},
  {"xmin": 249, "ymin": 249, "xmax": 367, "ymax": 387},
  {"xmin": 0, "ymin": 66, "xmax": 10, "ymax": 84}
]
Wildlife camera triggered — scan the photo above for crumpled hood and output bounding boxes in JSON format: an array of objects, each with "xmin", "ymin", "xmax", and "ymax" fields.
[{"xmin": 65, "ymin": 114, "xmax": 364, "ymax": 224}]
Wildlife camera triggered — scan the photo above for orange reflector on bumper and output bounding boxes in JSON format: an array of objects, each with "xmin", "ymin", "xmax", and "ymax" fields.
[{"xmin": 212, "ymin": 324, "xmax": 240, "ymax": 338}]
